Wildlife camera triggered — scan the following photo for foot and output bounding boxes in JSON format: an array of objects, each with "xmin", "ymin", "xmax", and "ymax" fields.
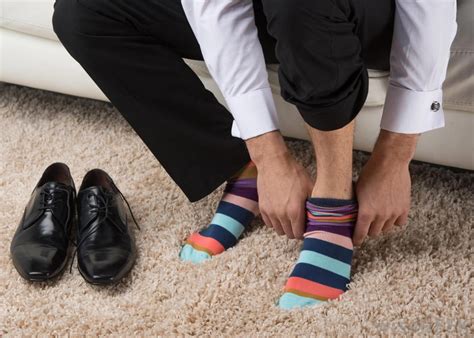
[
  {"xmin": 278, "ymin": 198, "xmax": 357, "ymax": 309},
  {"xmin": 180, "ymin": 161, "xmax": 259, "ymax": 263}
]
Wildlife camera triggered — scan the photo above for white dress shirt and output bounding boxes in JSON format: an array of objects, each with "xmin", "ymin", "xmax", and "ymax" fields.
[{"xmin": 182, "ymin": 0, "xmax": 457, "ymax": 140}]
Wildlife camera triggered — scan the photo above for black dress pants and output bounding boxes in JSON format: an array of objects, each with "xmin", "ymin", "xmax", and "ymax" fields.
[{"xmin": 52, "ymin": 0, "xmax": 394, "ymax": 202}]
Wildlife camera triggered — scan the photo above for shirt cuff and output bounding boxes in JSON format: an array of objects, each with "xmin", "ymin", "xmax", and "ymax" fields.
[
  {"xmin": 226, "ymin": 87, "xmax": 280, "ymax": 140},
  {"xmin": 381, "ymin": 85, "xmax": 445, "ymax": 134}
]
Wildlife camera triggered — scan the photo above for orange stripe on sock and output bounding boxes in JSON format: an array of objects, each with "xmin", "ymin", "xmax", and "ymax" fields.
[
  {"xmin": 304, "ymin": 231, "xmax": 353, "ymax": 250},
  {"xmin": 187, "ymin": 233, "xmax": 225, "ymax": 255},
  {"xmin": 222, "ymin": 193, "xmax": 259, "ymax": 215},
  {"xmin": 284, "ymin": 288, "xmax": 329, "ymax": 302},
  {"xmin": 307, "ymin": 214, "xmax": 356, "ymax": 222},
  {"xmin": 187, "ymin": 241, "xmax": 215, "ymax": 256},
  {"xmin": 284, "ymin": 277, "xmax": 344, "ymax": 300}
]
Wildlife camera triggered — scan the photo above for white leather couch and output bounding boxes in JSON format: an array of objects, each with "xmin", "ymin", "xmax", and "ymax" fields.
[{"xmin": 1, "ymin": 0, "xmax": 473, "ymax": 170}]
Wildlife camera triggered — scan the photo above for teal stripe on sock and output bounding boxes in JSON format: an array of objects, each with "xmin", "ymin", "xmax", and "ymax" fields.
[
  {"xmin": 211, "ymin": 213, "xmax": 245, "ymax": 238},
  {"xmin": 179, "ymin": 244, "xmax": 211, "ymax": 264},
  {"xmin": 278, "ymin": 292, "xmax": 324, "ymax": 310},
  {"xmin": 297, "ymin": 250, "xmax": 351, "ymax": 278}
]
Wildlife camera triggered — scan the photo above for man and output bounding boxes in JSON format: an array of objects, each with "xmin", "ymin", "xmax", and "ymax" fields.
[{"xmin": 52, "ymin": 0, "xmax": 457, "ymax": 309}]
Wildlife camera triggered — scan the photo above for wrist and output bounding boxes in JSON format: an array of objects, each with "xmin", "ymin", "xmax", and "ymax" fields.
[
  {"xmin": 372, "ymin": 130, "xmax": 419, "ymax": 165},
  {"xmin": 245, "ymin": 131, "xmax": 289, "ymax": 166}
]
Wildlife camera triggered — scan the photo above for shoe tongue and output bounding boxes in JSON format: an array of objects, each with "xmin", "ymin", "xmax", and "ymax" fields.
[
  {"xmin": 41, "ymin": 181, "xmax": 67, "ymax": 192},
  {"xmin": 80, "ymin": 186, "xmax": 112, "ymax": 201},
  {"xmin": 83, "ymin": 186, "xmax": 102, "ymax": 194}
]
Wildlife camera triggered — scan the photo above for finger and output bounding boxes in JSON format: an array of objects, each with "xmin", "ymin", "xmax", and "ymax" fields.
[
  {"xmin": 271, "ymin": 216, "xmax": 285, "ymax": 236},
  {"xmin": 395, "ymin": 212, "xmax": 409, "ymax": 226},
  {"xmin": 261, "ymin": 212, "xmax": 272, "ymax": 228},
  {"xmin": 279, "ymin": 216, "xmax": 295, "ymax": 239},
  {"xmin": 382, "ymin": 216, "xmax": 398, "ymax": 234},
  {"xmin": 368, "ymin": 218, "xmax": 385, "ymax": 237},
  {"xmin": 305, "ymin": 179, "xmax": 314, "ymax": 196},
  {"xmin": 353, "ymin": 211, "xmax": 373, "ymax": 246},
  {"xmin": 291, "ymin": 206, "xmax": 306, "ymax": 240}
]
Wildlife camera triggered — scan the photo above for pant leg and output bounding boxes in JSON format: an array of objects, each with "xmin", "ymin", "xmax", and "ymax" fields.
[
  {"xmin": 261, "ymin": 0, "xmax": 394, "ymax": 131},
  {"xmin": 355, "ymin": 0, "xmax": 395, "ymax": 71},
  {"xmin": 52, "ymin": 0, "xmax": 251, "ymax": 202}
]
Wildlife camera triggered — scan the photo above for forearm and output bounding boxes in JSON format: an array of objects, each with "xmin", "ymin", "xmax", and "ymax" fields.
[
  {"xmin": 372, "ymin": 130, "xmax": 419, "ymax": 165},
  {"xmin": 244, "ymin": 131, "xmax": 289, "ymax": 166}
]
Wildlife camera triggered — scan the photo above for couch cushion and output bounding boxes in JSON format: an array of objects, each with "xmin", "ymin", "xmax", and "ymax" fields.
[
  {"xmin": 0, "ymin": 0, "xmax": 58, "ymax": 41},
  {"xmin": 0, "ymin": 0, "xmax": 389, "ymax": 107},
  {"xmin": 442, "ymin": 0, "xmax": 474, "ymax": 113},
  {"xmin": 1, "ymin": 0, "xmax": 471, "ymax": 111}
]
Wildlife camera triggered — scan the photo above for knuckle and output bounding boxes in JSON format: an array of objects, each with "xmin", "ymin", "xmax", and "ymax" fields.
[
  {"xmin": 369, "ymin": 227, "xmax": 381, "ymax": 237},
  {"xmin": 358, "ymin": 211, "xmax": 372, "ymax": 222},
  {"xmin": 294, "ymin": 230, "xmax": 304, "ymax": 240},
  {"xmin": 288, "ymin": 209, "xmax": 299, "ymax": 220},
  {"xmin": 356, "ymin": 221, "xmax": 370, "ymax": 231},
  {"xmin": 378, "ymin": 210, "xmax": 390, "ymax": 220},
  {"xmin": 394, "ymin": 207, "xmax": 405, "ymax": 215},
  {"xmin": 287, "ymin": 203, "xmax": 298, "ymax": 212}
]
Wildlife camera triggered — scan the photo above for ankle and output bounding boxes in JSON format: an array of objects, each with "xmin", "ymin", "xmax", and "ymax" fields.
[{"xmin": 311, "ymin": 180, "xmax": 354, "ymax": 200}]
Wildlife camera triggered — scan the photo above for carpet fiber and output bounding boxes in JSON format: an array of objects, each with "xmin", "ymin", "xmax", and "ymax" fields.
[{"xmin": 0, "ymin": 83, "xmax": 472, "ymax": 336}]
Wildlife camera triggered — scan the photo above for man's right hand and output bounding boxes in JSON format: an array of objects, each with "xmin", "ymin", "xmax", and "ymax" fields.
[{"xmin": 245, "ymin": 131, "xmax": 313, "ymax": 239}]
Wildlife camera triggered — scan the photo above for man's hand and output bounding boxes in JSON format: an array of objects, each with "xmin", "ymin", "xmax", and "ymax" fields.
[
  {"xmin": 246, "ymin": 131, "xmax": 313, "ymax": 239},
  {"xmin": 353, "ymin": 130, "xmax": 419, "ymax": 246}
]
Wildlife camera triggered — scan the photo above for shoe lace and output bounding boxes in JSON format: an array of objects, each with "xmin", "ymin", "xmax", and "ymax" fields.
[
  {"xmin": 38, "ymin": 190, "xmax": 64, "ymax": 211},
  {"xmin": 69, "ymin": 184, "xmax": 140, "ymax": 273},
  {"xmin": 37, "ymin": 188, "xmax": 72, "ymax": 230}
]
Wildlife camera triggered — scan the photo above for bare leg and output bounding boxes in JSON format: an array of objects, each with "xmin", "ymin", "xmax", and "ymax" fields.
[
  {"xmin": 278, "ymin": 121, "xmax": 358, "ymax": 309},
  {"xmin": 307, "ymin": 121, "xmax": 355, "ymax": 199}
]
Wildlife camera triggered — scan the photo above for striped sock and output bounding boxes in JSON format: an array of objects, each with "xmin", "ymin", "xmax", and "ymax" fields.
[
  {"xmin": 278, "ymin": 198, "xmax": 357, "ymax": 309},
  {"xmin": 180, "ymin": 162, "xmax": 259, "ymax": 263}
]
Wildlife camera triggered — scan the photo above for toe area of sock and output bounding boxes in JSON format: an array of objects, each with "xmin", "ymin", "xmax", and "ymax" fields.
[
  {"xmin": 179, "ymin": 244, "xmax": 212, "ymax": 264},
  {"xmin": 278, "ymin": 292, "xmax": 324, "ymax": 310}
]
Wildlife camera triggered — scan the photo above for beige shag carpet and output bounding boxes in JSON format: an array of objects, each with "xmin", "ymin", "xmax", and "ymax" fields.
[{"xmin": 0, "ymin": 83, "xmax": 472, "ymax": 336}]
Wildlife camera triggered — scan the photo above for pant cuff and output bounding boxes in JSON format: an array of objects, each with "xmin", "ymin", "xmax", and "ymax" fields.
[{"xmin": 297, "ymin": 70, "xmax": 369, "ymax": 131}]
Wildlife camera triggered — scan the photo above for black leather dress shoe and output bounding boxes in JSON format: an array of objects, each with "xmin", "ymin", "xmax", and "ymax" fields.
[
  {"xmin": 76, "ymin": 169, "xmax": 138, "ymax": 285},
  {"xmin": 10, "ymin": 163, "xmax": 76, "ymax": 281}
]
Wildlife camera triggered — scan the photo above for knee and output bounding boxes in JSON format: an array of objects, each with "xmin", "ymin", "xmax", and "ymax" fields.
[
  {"xmin": 263, "ymin": 0, "xmax": 300, "ymax": 42},
  {"xmin": 264, "ymin": 0, "xmax": 348, "ymax": 43},
  {"xmin": 52, "ymin": 0, "xmax": 73, "ymax": 42},
  {"xmin": 52, "ymin": 0, "xmax": 91, "ymax": 47}
]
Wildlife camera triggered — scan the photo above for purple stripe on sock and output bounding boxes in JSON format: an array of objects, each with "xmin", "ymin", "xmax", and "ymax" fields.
[
  {"xmin": 306, "ymin": 202, "xmax": 357, "ymax": 214},
  {"xmin": 225, "ymin": 177, "xmax": 258, "ymax": 201},
  {"xmin": 231, "ymin": 178, "xmax": 257, "ymax": 186},
  {"xmin": 305, "ymin": 198, "xmax": 357, "ymax": 238},
  {"xmin": 224, "ymin": 186, "xmax": 259, "ymax": 202}
]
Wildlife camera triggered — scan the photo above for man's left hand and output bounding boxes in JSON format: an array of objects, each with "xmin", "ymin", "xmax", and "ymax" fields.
[{"xmin": 353, "ymin": 130, "xmax": 419, "ymax": 246}]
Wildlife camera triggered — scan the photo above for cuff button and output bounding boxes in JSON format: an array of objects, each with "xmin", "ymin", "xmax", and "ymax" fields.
[{"xmin": 431, "ymin": 101, "xmax": 441, "ymax": 112}]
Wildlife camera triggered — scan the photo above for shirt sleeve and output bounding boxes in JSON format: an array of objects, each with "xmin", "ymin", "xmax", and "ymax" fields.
[
  {"xmin": 381, "ymin": 0, "xmax": 458, "ymax": 134},
  {"xmin": 181, "ymin": 0, "xmax": 279, "ymax": 140}
]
